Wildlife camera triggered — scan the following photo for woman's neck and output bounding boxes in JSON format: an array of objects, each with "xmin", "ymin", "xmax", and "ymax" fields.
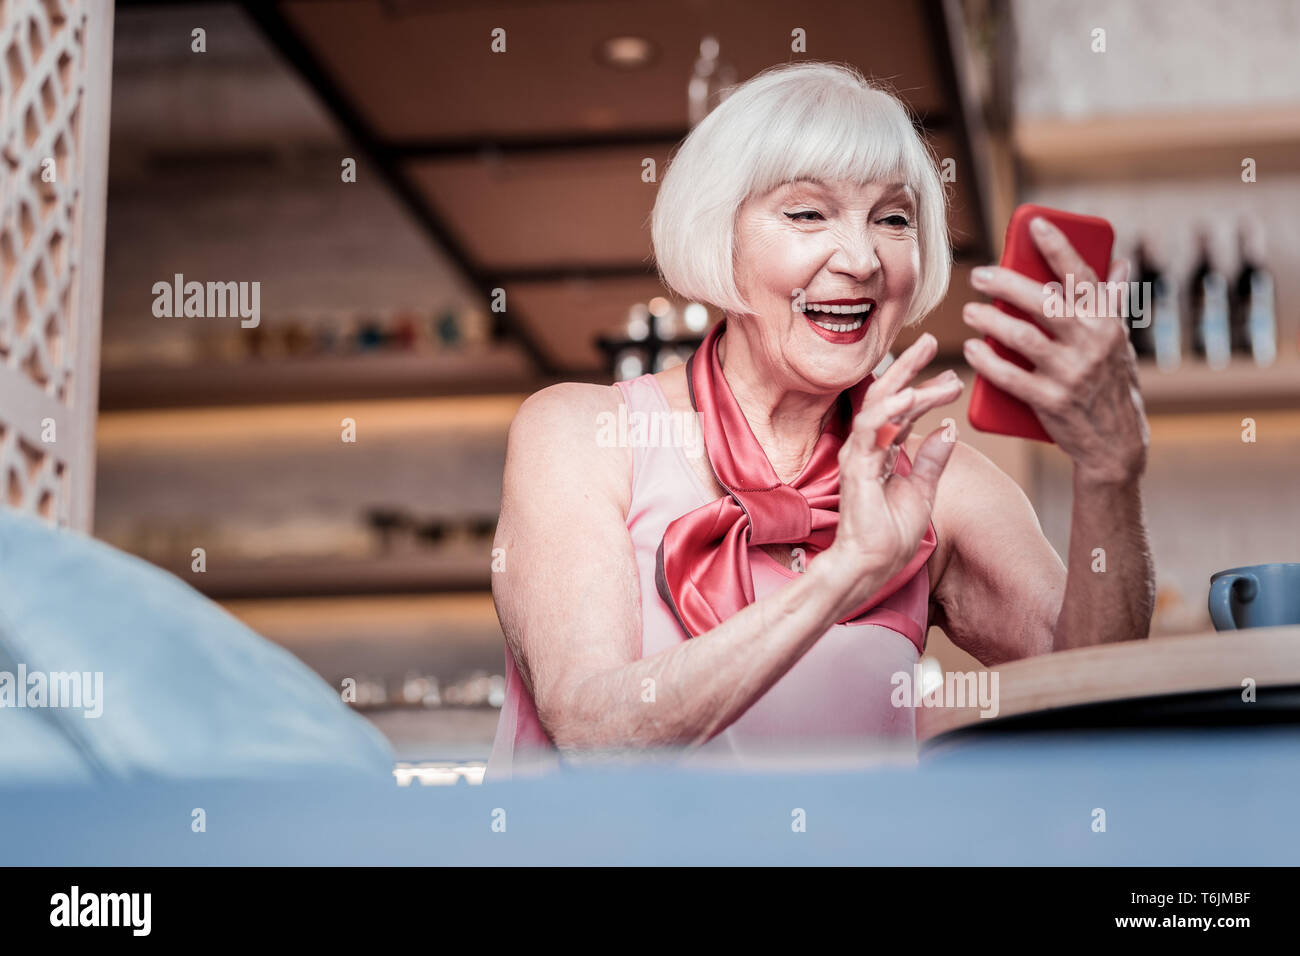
[{"xmin": 716, "ymin": 322, "xmax": 839, "ymax": 484}]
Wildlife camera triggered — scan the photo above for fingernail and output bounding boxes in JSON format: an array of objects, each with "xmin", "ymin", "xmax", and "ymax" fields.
[
  {"xmin": 962, "ymin": 302, "xmax": 977, "ymax": 320},
  {"xmin": 963, "ymin": 338, "xmax": 982, "ymax": 355},
  {"xmin": 1030, "ymin": 216, "xmax": 1051, "ymax": 237},
  {"xmin": 971, "ymin": 267, "xmax": 994, "ymax": 285}
]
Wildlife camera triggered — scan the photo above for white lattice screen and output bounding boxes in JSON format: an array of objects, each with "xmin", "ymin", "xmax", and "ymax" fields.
[{"xmin": 0, "ymin": 0, "xmax": 111, "ymax": 531}]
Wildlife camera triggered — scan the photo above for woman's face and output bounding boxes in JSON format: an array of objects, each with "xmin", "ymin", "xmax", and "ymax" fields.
[{"xmin": 731, "ymin": 177, "xmax": 920, "ymax": 393}]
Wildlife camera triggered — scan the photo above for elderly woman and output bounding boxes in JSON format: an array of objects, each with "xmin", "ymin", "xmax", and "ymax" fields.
[{"xmin": 487, "ymin": 62, "xmax": 1154, "ymax": 778}]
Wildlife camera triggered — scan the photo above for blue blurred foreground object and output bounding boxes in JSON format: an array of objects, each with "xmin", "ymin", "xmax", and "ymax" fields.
[
  {"xmin": 1, "ymin": 728, "xmax": 1298, "ymax": 865},
  {"xmin": 0, "ymin": 507, "xmax": 394, "ymax": 782}
]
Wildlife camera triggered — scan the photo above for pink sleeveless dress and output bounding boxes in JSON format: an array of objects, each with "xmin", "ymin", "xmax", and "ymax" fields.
[{"xmin": 485, "ymin": 373, "xmax": 932, "ymax": 780}]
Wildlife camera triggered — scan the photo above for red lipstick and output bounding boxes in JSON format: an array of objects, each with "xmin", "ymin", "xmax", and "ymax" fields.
[{"xmin": 801, "ymin": 298, "xmax": 874, "ymax": 344}]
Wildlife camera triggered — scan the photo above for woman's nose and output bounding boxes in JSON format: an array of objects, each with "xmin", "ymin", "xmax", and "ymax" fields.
[{"xmin": 829, "ymin": 231, "xmax": 882, "ymax": 279}]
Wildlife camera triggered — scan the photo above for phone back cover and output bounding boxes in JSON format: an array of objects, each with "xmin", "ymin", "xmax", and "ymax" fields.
[{"xmin": 968, "ymin": 204, "xmax": 1115, "ymax": 443}]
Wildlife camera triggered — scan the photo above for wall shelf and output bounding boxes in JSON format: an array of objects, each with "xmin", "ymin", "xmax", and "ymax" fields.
[
  {"xmin": 1014, "ymin": 105, "xmax": 1300, "ymax": 184},
  {"xmin": 1137, "ymin": 356, "xmax": 1300, "ymax": 415},
  {"xmin": 98, "ymin": 346, "xmax": 539, "ymax": 410},
  {"xmin": 146, "ymin": 546, "xmax": 494, "ymax": 600}
]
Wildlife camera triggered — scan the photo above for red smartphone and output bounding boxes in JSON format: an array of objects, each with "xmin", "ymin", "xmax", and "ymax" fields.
[{"xmin": 967, "ymin": 203, "xmax": 1115, "ymax": 443}]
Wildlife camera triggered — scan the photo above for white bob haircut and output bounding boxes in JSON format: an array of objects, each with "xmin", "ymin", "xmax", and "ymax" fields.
[{"xmin": 651, "ymin": 61, "xmax": 952, "ymax": 327}]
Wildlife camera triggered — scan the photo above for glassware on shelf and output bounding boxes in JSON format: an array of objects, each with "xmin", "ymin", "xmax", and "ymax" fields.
[
  {"xmin": 654, "ymin": 347, "xmax": 688, "ymax": 372},
  {"xmin": 682, "ymin": 302, "xmax": 710, "ymax": 334},
  {"xmin": 688, "ymin": 35, "xmax": 737, "ymax": 129},
  {"xmin": 1188, "ymin": 228, "xmax": 1231, "ymax": 370},
  {"xmin": 282, "ymin": 320, "xmax": 313, "ymax": 357},
  {"xmin": 390, "ymin": 311, "xmax": 420, "ymax": 351},
  {"xmin": 433, "ymin": 307, "xmax": 461, "ymax": 348},
  {"xmin": 1135, "ymin": 235, "xmax": 1182, "ymax": 372},
  {"xmin": 625, "ymin": 302, "xmax": 651, "ymax": 341},
  {"xmin": 1231, "ymin": 218, "xmax": 1277, "ymax": 367},
  {"xmin": 356, "ymin": 317, "xmax": 386, "ymax": 351},
  {"xmin": 1127, "ymin": 239, "xmax": 1158, "ymax": 360},
  {"xmin": 650, "ymin": 296, "xmax": 679, "ymax": 338},
  {"xmin": 459, "ymin": 306, "xmax": 492, "ymax": 348},
  {"xmin": 615, "ymin": 348, "xmax": 647, "ymax": 380}
]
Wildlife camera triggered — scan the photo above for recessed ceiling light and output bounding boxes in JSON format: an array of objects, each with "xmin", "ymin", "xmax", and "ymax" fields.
[{"xmin": 597, "ymin": 35, "xmax": 656, "ymax": 69}]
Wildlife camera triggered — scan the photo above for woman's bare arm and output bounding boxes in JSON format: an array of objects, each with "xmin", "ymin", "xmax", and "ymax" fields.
[{"xmin": 492, "ymin": 344, "xmax": 961, "ymax": 759}]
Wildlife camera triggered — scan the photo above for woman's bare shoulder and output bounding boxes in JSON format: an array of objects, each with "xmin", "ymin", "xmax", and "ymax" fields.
[
  {"xmin": 903, "ymin": 432, "xmax": 1040, "ymax": 583},
  {"xmin": 512, "ymin": 381, "xmax": 622, "ymax": 430},
  {"xmin": 903, "ymin": 433, "xmax": 1017, "ymax": 519},
  {"xmin": 507, "ymin": 381, "xmax": 632, "ymax": 508}
]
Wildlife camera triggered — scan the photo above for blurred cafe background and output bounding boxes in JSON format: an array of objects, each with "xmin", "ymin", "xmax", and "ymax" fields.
[{"xmin": 10, "ymin": 0, "xmax": 1299, "ymax": 773}]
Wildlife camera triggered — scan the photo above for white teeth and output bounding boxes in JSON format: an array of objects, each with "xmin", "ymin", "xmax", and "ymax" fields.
[
  {"xmin": 808, "ymin": 316, "xmax": 864, "ymax": 332},
  {"xmin": 803, "ymin": 302, "xmax": 872, "ymax": 315},
  {"xmin": 802, "ymin": 302, "xmax": 871, "ymax": 333}
]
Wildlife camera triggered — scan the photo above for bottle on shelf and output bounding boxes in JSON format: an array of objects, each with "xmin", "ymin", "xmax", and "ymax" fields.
[
  {"xmin": 1188, "ymin": 228, "xmax": 1232, "ymax": 370},
  {"xmin": 1126, "ymin": 239, "xmax": 1158, "ymax": 360},
  {"xmin": 1133, "ymin": 236, "xmax": 1182, "ymax": 370},
  {"xmin": 1231, "ymin": 218, "xmax": 1278, "ymax": 367},
  {"xmin": 433, "ymin": 307, "xmax": 462, "ymax": 348}
]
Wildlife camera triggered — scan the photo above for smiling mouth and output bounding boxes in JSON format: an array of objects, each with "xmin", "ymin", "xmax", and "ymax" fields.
[{"xmin": 798, "ymin": 300, "xmax": 874, "ymax": 333}]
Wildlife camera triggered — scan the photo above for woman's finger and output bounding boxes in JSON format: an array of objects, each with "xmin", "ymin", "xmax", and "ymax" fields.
[
  {"xmin": 969, "ymin": 265, "xmax": 1073, "ymax": 341},
  {"xmin": 857, "ymin": 387, "xmax": 916, "ymax": 437},
  {"xmin": 872, "ymin": 374, "xmax": 962, "ymax": 448},
  {"xmin": 893, "ymin": 372, "xmax": 964, "ymax": 422},
  {"xmin": 962, "ymin": 336, "xmax": 1065, "ymax": 410},
  {"xmin": 886, "ymin": 418, "xmax": 915, "ymax": 448},
  {"xmin": 896, "ymin": 425, "xmax": 958, "ymax": 506},
  {"xmin": 917, "ymin": 368, "xmax": 961, "ymax": 390},
  {"xmin": 871, "ymin": 331, "xmax": 939, "ymax": 394},
  {"xmin": 962, "ymin": 303, "xmax": 1059, "ymax": 371},
  {"xmin": 1029, "ymin": 215, "xmax": 1098, "ymax": 286}
]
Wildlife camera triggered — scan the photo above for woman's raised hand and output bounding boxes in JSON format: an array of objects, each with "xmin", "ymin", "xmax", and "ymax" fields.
[
  {"xmin": 961, "ymin": 217, "xmax": 1149, "ymax": 486},
  {"xmin": 821, "ymin": 332, "xmax": 964, "ymax": 609}
]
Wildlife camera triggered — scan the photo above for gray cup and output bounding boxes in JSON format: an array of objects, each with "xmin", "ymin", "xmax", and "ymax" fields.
[{"xmin": 1209, "ymin": 563, "xmax": 1300, "ymax": 630}]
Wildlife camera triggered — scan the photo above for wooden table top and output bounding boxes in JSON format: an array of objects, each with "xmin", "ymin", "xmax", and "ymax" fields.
[{"xmin": 915, "ymin": 625, "xmax": 1300, "ymax": 743}]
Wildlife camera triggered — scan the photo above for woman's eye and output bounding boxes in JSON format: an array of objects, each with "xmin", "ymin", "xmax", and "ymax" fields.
[
  {"xmin": 784, "ymin": 210, "xmax": 824, "ymax": 221},
  {"xmin": 882, "ymin": 214, "xmax": 911, "ymax": 227}
]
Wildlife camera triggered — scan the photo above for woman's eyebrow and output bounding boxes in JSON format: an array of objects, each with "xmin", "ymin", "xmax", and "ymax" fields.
[
  {"xmin": 779, "ymin": 179, "xmax": 916, "ymax": 205},
  {"xmin": 781, "ymin": 178, "xmax": 830, "ymax": 195},
  {"xmin": 878, "ymin": 187, "xmax": 917, "ymax": 211}
]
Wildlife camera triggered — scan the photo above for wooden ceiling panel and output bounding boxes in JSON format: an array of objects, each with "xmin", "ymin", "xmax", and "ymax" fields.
[
  {"xmin": 409, "ymin": 132, "xmax": 983, "ymax": 275},
  {"xmin": 279, "ymin": 0, "xmax": 948, "ymax": 141},
  {"xmin": 405, "ymin": 145, "xmax": 670, "ymax": 270}
]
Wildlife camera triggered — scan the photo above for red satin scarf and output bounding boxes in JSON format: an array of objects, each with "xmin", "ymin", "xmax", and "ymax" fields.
[{"xmin": 654, "ymin": 319, "xmax": 936, "ymax": 644}]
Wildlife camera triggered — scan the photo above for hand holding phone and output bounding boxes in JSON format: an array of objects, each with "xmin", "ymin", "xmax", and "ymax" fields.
[{"xmin": 967, "ymin": 203, "xmax": 1116, "ymax": 443}]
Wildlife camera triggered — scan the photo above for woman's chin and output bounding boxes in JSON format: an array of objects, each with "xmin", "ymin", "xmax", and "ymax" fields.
[{"xmin": 800, "ymin": 358, "xmax": 880, "ymax": 393}]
